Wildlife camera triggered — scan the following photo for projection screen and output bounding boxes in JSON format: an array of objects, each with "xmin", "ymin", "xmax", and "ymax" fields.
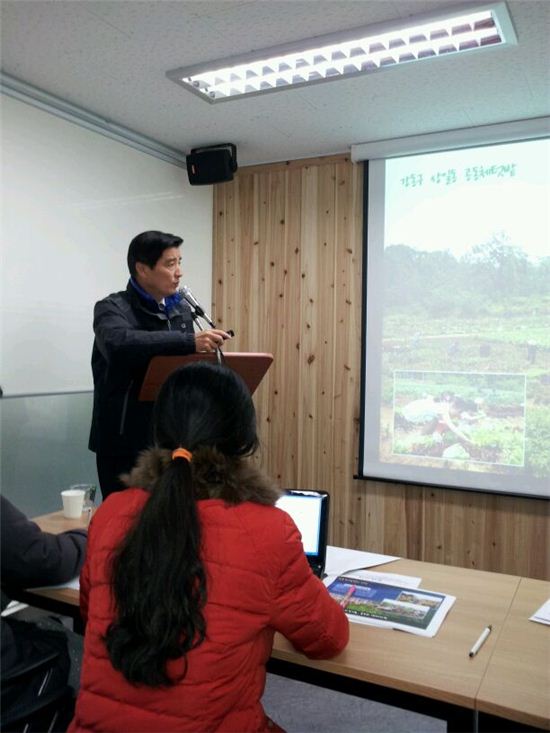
[{"xmin": 359, "ymin": 136, "xmax": 549, "ymax": 498}]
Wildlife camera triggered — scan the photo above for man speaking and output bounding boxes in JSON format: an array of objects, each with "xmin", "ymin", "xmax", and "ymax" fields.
[{"xmin": 89, "ymin": 230, "xmax": 229, "ymax": 499}]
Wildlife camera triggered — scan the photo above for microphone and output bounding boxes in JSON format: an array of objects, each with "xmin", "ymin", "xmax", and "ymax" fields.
[
  {"xmin": 179, "ymin": 286, "xmax": 215, "ymax": 328},
  {"xmin": 179, "ymin": 286, "xmax": 234, "ymax": 337}
]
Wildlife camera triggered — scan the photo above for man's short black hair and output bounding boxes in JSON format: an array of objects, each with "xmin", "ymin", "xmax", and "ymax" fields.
[{"xmin": 127, "ymin": 231, "xmax": 183, "ymax": 277}]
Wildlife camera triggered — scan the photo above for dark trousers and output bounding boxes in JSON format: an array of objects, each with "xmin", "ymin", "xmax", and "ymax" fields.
[{"xmin": 96, "ymin": 454, "xmax": 138, "ymax": 500}]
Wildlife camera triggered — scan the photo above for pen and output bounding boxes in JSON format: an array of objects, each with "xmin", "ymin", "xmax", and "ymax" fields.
[{"xmin": 469, "ymin": 625, "xmax": 492, "ymax": 657}]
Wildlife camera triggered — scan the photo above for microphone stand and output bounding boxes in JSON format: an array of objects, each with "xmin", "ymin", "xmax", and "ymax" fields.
[
  {"xmin": 178, "ymin": 288, "xmax": 234, "ymax": 365},
  {"xmin": 190, "ymin": 306, "xmax": 216, "ymax": 330},
  {"xmin": 188, "ymin": 307, "xmax": 233, "ymax": 366}
]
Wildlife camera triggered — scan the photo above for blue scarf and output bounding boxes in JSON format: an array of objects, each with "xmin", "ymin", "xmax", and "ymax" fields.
[{"xmin": 129, "ymin": 278, "xmax": 182, "ymax": 313}]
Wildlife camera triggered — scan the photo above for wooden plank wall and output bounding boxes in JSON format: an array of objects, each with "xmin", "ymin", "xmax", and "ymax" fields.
[{"xmin": 212, "ymin": 154, "xmax": 549, "ymax": 580}]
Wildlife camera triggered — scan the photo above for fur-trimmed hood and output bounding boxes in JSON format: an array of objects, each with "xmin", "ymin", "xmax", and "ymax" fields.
[{"xmin": 121, "ymin": 446, "xmax": 282, "ymax": 506}]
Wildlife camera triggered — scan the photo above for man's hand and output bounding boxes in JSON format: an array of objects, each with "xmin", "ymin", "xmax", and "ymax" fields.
[{"xmin": 194, "ymin": 329, "xmax": 231, "ymax": 353}]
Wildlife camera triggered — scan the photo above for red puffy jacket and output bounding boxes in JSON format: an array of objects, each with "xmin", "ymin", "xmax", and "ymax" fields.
[{"xmin": 69, "ymin": 471, "xmax": 348, "ymax": 732}]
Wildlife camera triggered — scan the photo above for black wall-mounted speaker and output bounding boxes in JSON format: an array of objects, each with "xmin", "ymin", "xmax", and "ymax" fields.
[{"xmin": 186, "ymin": 143, "xmax": 238, "ymax": 185}]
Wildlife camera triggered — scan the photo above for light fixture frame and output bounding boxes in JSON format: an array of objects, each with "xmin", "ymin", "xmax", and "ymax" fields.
[{"xmin": 166, "ymin": 1, "xmax": 517, "ymax": 104}]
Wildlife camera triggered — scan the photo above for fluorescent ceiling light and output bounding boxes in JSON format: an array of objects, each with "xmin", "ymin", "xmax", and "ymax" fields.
[{"xmin": 166, "ymin": 2, "xmax": 517, "ymax": 103}]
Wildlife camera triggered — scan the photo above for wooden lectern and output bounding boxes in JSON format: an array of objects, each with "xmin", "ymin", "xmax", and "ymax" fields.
[{"xmin": 138, "ymin": 352, "xmax": 273, "ymax": 402}]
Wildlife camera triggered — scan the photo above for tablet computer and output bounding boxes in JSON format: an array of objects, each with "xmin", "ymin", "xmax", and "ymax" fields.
[{"xmin": 276, "ymin": 489, "xmax": 330, "ymax": 578}]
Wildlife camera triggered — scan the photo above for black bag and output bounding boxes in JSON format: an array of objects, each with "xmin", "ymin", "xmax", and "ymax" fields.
[{"xmin": 1, "ymin": 618, "xmax": 73, "ymax": 732}]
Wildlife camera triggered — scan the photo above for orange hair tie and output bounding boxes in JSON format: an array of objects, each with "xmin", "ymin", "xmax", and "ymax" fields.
[{"xmin": 172, "ymin": 447, "xmax": 192, "ymax": 462}]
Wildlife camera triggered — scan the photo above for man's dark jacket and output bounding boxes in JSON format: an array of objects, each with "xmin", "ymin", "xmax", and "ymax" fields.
[
  {"xmin": 0, "ymin": 495, "xmax": 87, "ymax": 674},
  {"xmin": 89, "ymin": 282, "xmax": 195, "ymax": 457}
]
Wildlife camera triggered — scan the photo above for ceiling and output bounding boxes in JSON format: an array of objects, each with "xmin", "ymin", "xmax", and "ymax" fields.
[{"xmin": 1, "ymin": 0, "xmax": 549, "ymax": 166}]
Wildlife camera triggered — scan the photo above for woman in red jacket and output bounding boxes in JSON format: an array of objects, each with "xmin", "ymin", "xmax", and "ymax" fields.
[{"xmin": 70, "ymin": 362, "xmax": 348, "ymax": 732}]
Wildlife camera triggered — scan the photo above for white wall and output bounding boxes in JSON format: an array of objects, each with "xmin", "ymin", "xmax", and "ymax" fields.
[{"xmin": 0, "ymin": 95, "xmax": 213, "ymax": 395}]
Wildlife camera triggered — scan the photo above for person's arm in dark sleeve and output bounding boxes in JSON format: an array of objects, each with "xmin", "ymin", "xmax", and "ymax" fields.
[
  {"xmin": 79, "ymin": 542, "xmax": 91, "ymax": 624},
  {"xmin": 0, "ymin": 496, "xmax": 87, "ymax": 588},
  {"xmin": 93, "ymin": 298, "xmax": 196, "ymax": 370},
  {"xmin": 269, "ymin": 513, "xmax": 349, "ymax": 659}
]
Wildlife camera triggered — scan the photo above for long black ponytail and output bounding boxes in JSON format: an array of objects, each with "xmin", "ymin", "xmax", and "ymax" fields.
[{"xmin": 104, "ymin": 362, "xmax": 258, "ymax": 687}]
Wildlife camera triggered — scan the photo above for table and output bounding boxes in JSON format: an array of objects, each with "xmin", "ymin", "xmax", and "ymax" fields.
[
  {"xmin": 22, "ymin": 512, "xmax": 549, "ymax": 732},
  {"xmin": 477, "ymin": 577, "xmax": 550, "ymax": 730},
  {"xmin": 270, "ymin": 557, "xmax": 521, "ymax": 732}
]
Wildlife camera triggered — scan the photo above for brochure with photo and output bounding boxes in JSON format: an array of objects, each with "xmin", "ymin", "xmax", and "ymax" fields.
[{"xmin": 326, "ymin": 575, "xmax": 455, "ymax": 637}]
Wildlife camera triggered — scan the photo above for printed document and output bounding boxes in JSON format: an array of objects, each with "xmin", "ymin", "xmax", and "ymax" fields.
[
  {"xmin": 530, "ymin": 598, "xmax": 550, "ymax": 626},
  {"xmin": 325, "ymin": 575, "xmax": 455, "ymax": 637},
  {"xmin": 325, "ymin": 546, "xmax": 399, "ymax": 577},
  {"xmin": 31, "ymin": 576, "xmax": 80, "ymax": 591}
]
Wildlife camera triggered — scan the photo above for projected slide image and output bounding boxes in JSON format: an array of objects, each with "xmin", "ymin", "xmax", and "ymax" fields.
[
  {"xmin": 362, "ymin": 137, "xmax": 550, "ymax": 496},
  {"xmin": 391, "ymin": 371, "xmax": 526, "ymax": 468}
]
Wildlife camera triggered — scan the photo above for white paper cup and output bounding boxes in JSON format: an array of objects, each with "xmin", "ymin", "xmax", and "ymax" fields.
[{"xmin": 61, "ymin": 488, "xmax": 85, "ymax": 518}]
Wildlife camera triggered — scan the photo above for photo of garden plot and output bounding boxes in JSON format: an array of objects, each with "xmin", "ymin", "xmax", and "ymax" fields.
[
  {"xmin": 392, "ymin": 370, "xmax": 526, "ymax": 467},
  {"xmin": 376, "ymin": 241, "xmax": 550, "ymax": 481}
]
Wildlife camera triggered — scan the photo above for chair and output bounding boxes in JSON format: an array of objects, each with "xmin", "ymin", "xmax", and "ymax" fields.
[{"xmin": 1, "ymin": 640, "xmax": 75, "ymax": 732}]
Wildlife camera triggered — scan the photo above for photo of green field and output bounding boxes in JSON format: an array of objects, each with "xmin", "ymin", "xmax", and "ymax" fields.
[{"xmin": 378, "ymin": 239, "xmax": 550, "ymax": 478}]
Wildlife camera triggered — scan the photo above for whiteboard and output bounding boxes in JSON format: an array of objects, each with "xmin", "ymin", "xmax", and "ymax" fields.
[{"xmin": 0, "ymin": 95, "xmax": 213, "ymax": 396}]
